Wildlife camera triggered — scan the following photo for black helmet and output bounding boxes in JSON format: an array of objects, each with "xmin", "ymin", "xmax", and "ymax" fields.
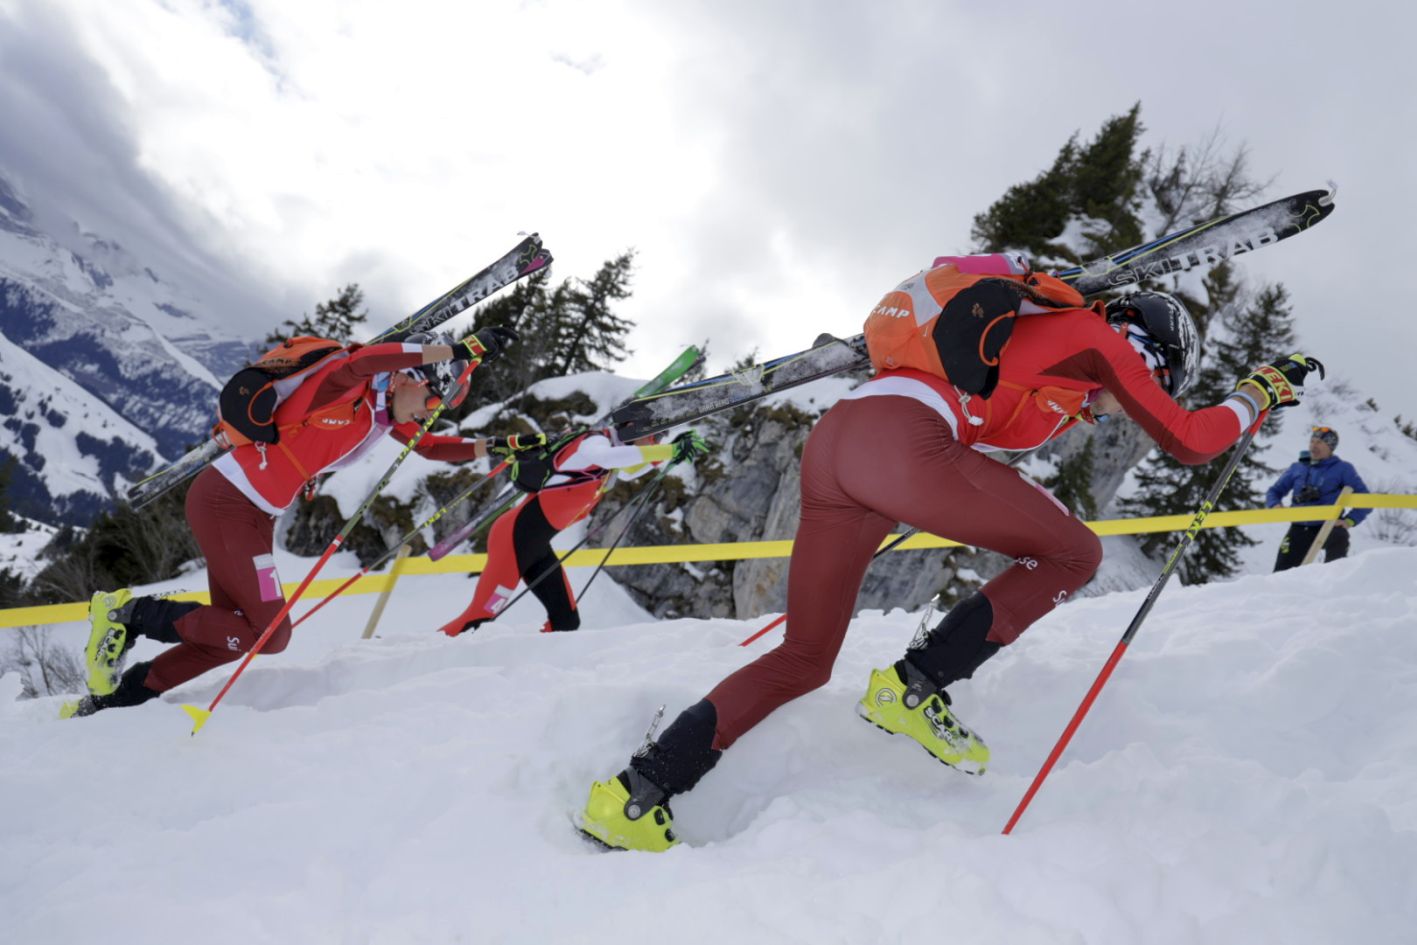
[{"xmin": 1105, "ymin": 291, "xmax": 1199, "ymax": 397}]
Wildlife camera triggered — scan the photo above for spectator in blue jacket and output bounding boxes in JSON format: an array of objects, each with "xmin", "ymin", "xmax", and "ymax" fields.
[{"xmin": 1267, "ymin": 426, "xmax": 1370, "ymax": 571}]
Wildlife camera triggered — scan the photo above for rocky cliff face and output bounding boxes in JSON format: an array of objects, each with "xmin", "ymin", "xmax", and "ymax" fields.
[{"xmin": 587, "ymin": 386, "xmax": 1154, "ymax": 623}]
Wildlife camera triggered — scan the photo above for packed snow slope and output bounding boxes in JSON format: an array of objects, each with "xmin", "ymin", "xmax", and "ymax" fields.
[{"xmin": 3, "ymin": 544, "xmax": 1415, "ymax": 944}]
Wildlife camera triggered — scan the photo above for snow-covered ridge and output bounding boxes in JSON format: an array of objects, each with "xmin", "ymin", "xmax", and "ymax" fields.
[
  {"xmin": 0, "ymin": 172, "xmax": 262, "ymax": 523},
  {"xmin": 0, "ymin": 330, "xmax": 161, "ymax": 523}
]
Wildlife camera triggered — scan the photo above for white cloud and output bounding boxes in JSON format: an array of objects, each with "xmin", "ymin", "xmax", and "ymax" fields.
[{"xmin": 1, "ymin": 0, "xmax": 1414, "ymax": 419}]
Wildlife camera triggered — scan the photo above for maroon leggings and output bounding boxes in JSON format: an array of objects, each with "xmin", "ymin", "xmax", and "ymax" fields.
[
  {"xmin": 706, "ymin": 396, "xmax": 1102, "ymax": 748},
  {"xmin": 144, "ymin": 468, "xmax": 292, "ymax": 692}
]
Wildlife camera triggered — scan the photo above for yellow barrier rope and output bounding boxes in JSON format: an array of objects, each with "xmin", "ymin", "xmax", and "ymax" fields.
[{"xmin": 4, "ymin": 495, "xmax": 1414, "ymax": 629}]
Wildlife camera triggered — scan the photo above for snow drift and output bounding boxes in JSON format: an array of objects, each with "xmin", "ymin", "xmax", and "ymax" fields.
[{"xmin": 2, "ymin": 542, "xmax": 1414, "ymax": 944}]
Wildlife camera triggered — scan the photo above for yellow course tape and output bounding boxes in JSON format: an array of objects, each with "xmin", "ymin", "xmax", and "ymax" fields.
[{"xmin": 4, "ymin": 496, "xmax": 1414, "ymax": 629}]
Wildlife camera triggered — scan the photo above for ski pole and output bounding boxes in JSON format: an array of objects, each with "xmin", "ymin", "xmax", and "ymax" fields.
[
  {"xmin": 181, "ymin": 389, "xmax": 464, "ymax": 735},
  {"xmin": 1298, "ymin": 485, "xmax": 1354, "ymax": 567},
  {"xmin": 464, "ymin": 464, "xmax": 672, "ymax": 631},
  {"xmin": 574, "ymin": 465, "xmax": 674, "ymax": 603},
  {"xmin": 428, "ymin": 484, "xmax": 522, "ymax": 561},
  {"xmin": 289, "ymin": 459, "xmax": 511, "ymax": 630},
  {"xmin": 426, "ymin": 347, "xmax": 705, "ymax": 560},
  {"xmin": 1001, "ymin": 427, "xmax": 1258, "ymax": 834},
  {"xmin": 360, "ymin": 544, "xmax": 411, "ymax": 640}
]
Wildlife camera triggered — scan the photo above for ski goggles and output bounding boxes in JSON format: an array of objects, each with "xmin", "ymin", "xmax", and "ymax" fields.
[
  {"xmin": 1122, "ymin": 324, "xmax": 1176, "ymax": 396},
  {"xmin": 374, "ymin": 371, "xmax": 444, "ymax": 420}
]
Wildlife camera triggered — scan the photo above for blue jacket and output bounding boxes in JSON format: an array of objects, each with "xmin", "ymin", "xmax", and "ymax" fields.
[{"xmin": 1266, "ymin": 454, "xmax": 1370, "ymax": 525}]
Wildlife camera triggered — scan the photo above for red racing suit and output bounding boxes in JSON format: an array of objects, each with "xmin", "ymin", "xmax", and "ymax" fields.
[
  {"xmin": 436, "ymin": 432, "xmax": 661, "ymax": 636},
  {"xmin": 144, "ymin": 345, "xmax": 480, "ymax": 694},
  {"xmin": 703, "ymin": 308, "xmax": 1256, "ymax": 749}
]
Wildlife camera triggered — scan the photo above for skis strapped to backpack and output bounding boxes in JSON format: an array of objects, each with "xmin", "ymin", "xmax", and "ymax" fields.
[
  {"xmin": 610, "ymin": 188, "xmax": 1335, "ymax": 439},
  {"xmin": 125, "ymin": 234, "xmax": 553, "ymax": 509}
]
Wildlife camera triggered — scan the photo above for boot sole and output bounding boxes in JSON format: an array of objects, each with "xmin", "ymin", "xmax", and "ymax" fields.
[
  {"xmin": 84, "ymin": 593, "xmax": 128, "ymax": 697},
  {"xmin": 856, "ymin": 702, "xmax": 986, "ymax": 776},
  {"xmin": 571, "ymin": 806, "xmax": 679, "ymax": 853},
  {"xmin": 571, "ymin": 811, "xmax": 624, "ymax": 853}
]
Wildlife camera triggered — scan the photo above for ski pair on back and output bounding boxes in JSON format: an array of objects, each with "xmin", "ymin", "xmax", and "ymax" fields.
[
  {"xmin": 125, "ymin": 234, "xmax": 553, "ymax": 510},
  {"xmin": 608, "ymin": 188, "xmax": 1336, "ymax": 441}
]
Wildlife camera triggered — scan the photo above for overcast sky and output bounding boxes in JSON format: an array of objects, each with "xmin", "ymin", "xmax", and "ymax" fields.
[{"xmin": 2, "ymin": 0, "xmax": 1414, "ymax": 423}]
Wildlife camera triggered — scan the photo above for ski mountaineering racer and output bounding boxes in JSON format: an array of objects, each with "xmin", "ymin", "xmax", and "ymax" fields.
[
  {"xmin": 65, "ymin": 326, "xmax": 519, "ymax": 718},
  {"xmin": 578, "ymin": 252, "xmax": 1325, "ymax": 851},
  {"xmin": 435, "ymin": 427, "xmax": 711, "ymax": 636}
]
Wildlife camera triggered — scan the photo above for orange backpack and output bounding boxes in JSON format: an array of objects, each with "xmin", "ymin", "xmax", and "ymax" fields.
[
  {"xmin": 214, "ymin": 336, "xmax": 362, "ymax": 448},
  {"xmin": 863, "ymin": 254, "xmax": 1087, "ymax": 398}
]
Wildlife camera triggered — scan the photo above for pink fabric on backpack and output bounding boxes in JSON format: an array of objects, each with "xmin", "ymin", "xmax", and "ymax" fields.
[{"xmin": 930, "ymin": 253, "xmax": 1030, "ymax": 275}]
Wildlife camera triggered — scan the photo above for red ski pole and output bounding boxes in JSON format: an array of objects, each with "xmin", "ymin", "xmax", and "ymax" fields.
[
  {"xmin": 288, "ymin": 459, "xmax": 511, "ymax": 631},
  {"xmin": 1002, "ymin": 428, "xmax": 1257, "ymax": 834}
]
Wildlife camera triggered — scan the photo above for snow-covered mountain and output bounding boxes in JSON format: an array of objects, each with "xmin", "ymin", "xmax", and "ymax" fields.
[
  {"xmin": 0, "ymin": 330, "xmax": 161, "ymax": 523},
  {"xmin": 0, "ymin": 172, "xmax": 256, "ymax": 523}
]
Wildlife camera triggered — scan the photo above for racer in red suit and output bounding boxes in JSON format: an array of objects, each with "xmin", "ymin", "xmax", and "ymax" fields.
[
  {"xmin": 578, "ymin": 267, "xmax": 1325, "ymax": 852},
  {"xmin": 436, "ymin": 429, "xmax": 708, "ymax": 636},
  {"xmin": 67, "ymin": 327, "xmax": 517, "ymax": 718}
]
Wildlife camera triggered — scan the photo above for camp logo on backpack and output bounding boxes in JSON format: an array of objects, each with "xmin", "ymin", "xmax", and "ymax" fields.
[
  {"xmin": 863, "ymin": 254, "xmax": 1089, "ymax": 398},
  {"xmin": 215, "ymin": 336, "xmax": 358, "ymax": 448}
]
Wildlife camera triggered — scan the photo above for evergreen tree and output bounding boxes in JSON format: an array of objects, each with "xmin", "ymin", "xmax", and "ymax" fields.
[
  {"xmin": 972, "ymin": 104, "xmax": 1145, "ymax": 262},
  {"xmin": 1123, "ymin": 266, "xmax": 1296, "ymax": 583},
  {"xmin": 439, "ymin": 254, "xmax": 638, "ymax": 423},
  {"xmin": 546, "ymin": 251, "xmax": 636, "ymax": 377},
  {"xmin": 264, "ymin": 283, "xmax": 369, "ymax": 346},
  {"xmin": 1146, "ymin": 134, "xmax": 1265, "ymax": 233},
  {"xmin": 0, "ymin": 457, "xmax": 23, "ymax": 533},
  {"xmin": 1043, "ymin": 437, "xmax": 1099, "ymax": 520}
]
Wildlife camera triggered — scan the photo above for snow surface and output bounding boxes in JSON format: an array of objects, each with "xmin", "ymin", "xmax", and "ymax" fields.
[
  {"xmin": 3, "ymin": 542, "xmax": 1415, "ymax": 944},
  {"xmin": 0, "ymin": 515, "xmax": 57, "ymax": 581}
]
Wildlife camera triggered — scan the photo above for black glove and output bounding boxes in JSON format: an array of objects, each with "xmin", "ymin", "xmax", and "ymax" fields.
[
  {"xmin": 670, "ymin": 430, "xmax": 711, "ymax": 464},
  {"xmin": 459, "ymin": 325, "xmax": 520, "ymax": 364},
  {"xmin": 488, "ymin": 433, "xmax": 547, "ymax": 458},
  {"xmin": 1237, "ymin": 354, "xmax": 1325, "ymax": 410}
]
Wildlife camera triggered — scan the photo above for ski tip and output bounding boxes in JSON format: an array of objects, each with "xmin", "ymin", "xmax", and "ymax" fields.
[{"xmin": 181, "ymin": 704, "xmax": 212, "ymax": 736}]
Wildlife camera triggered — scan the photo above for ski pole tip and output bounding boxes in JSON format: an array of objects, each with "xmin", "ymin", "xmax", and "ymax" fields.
[{"xmin": 181, "ymin": 703, "xmax": 212, "ymax": 736}]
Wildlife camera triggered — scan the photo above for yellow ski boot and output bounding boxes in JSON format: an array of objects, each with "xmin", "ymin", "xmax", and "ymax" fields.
[
  {"xmin": 858, "ymin": 661, "xmax": 990, "ymax": 775},
  {"xmin": 576, "ymin": 770, "xmax": 679, "ymax": 853},
  {"xmin": 84, "ymin": 589, "xmax": 134, "ymax": 697}
]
